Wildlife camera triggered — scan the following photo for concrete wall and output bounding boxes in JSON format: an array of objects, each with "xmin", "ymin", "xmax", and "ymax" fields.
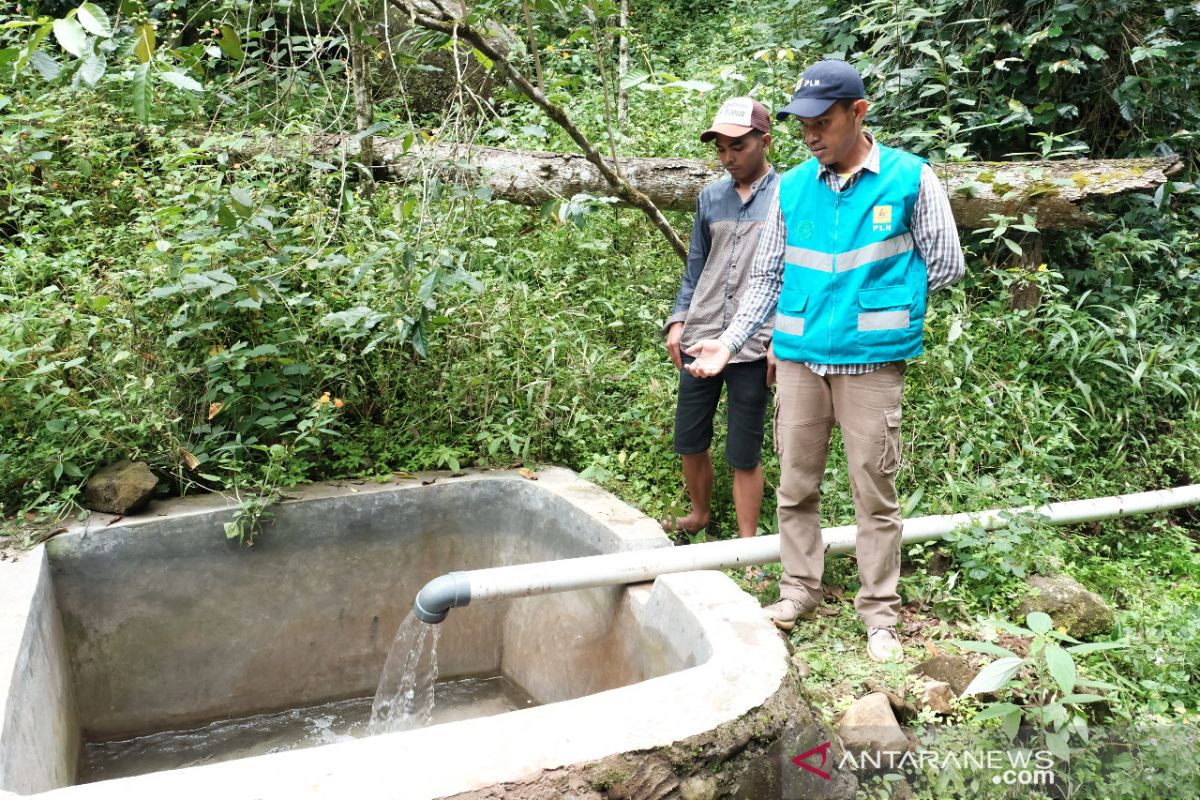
[
  {"xmin": 27, "ymin": 570, "xmax": 789, "ymax": 800},
  {"xmin": 0, "ymin": 469, "xmax": 791, "ymax": 800},
  {"xmin": 43, "ymin": 470, "xmax": 670, "ymax": 738},
  {"xmin": 0, "ymin": 548, "xmax": 79, "ymax": 794}
]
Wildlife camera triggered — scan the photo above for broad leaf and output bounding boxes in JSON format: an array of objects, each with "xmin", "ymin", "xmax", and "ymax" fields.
[
  {"xmin": 14, "ymin": 22, "xmax": 54, "ymax": 79},
  {"xmin": 229, "ymin": 186, "xmax": 254, "ymax": 214},
  {"xmin": 74, "ymin": 50, "xmax": 105, "ymax": 87},
  {"xmin": 77, "ymin": 3, "xmax": 112, "ymax": 38},
  {"xmin": 962, "ymin": 656, "xmax": 1025, "ymax": 696},
  {"xmin": 351, "ymin": 120, "xmax": 388, "ymax": 143},
  {"xmin": 1026, "ymin": 611, "xmax": 1054, "ymax": 635},
  {"xmin": 131, "ymin": 62, "xmax": 151, "ymax": 123},
  {"xmin": 53, "ymin": 18, "xmax": 88, "ymax": 58},
  {"xmin": 990, "ymin": 618, "xmax": 1034, "ymax": 637},
  {"xmin": 1044, "ymin": 730, "xmax": 1070, "ymax": 761},
  {"xmin": 217, "ymin": 25, "xmax": 243, "ymax": 60},
  {"xmin": 619, "ymin": 68, "xmax": 649, "ymax": 90},
  {"xmin": 160, "ymin": 70, "xmax": 203, "ymax": 92},
  {"xmin": 28, "ymin": 50, "xmax": 62, "ymax": 81},
  {"xmin": 973, "ymin": 702, "xmax": 1022, "ymax": 722},
  {"xmin": 1059, "ymin": 693, "xmax": 1105, "ymax": 704},
  {"xmin": 1001, "ymin": 707, "xmax": 1022, "ymax": 741},
  {"xmin": 134, "ymin": 22, "xmax": 155, "ymax": 63},
  {"xmin": 1065, "ymin": 640, "xmax": 1128, "ymax": 655},
  {"xmin": 663, "ymin": 79, "xmax": 715, "ymax": 93},
  {"xmin": 1045, "ymin": 642, "xmax": 1076, "ymax": 695}
]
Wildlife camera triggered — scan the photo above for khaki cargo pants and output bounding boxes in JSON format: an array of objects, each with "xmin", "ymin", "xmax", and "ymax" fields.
[{"xmin": 773, "ymin": 359, "xmax": 905, "ymax": 629}]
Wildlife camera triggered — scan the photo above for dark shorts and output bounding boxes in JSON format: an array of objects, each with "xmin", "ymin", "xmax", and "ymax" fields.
[{"xmin": 674, "ymin": 356, "xmax": 770, "ymax": 470}]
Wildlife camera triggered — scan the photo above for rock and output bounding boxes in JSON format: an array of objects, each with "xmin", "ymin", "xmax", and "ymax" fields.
[
  {"xmin": 679, "ymin": 775, "xmax": 718, "ymax": 800},
  {"xmin": 910, "ymin": 654, "xmax": 976, "ymax": 697},
  {"xmin": 864, "ymin": 680, "xmax": 911, "ymax": 720},
  {"xmin": 918, "ymin": 679, "xmax": 955, "ymax": 715},
  {"xmin": 836, "ymin": 692, "xmax": 910, "ymax": 765},
  {"xmin": 927, "ymin": 549, "xmax": 952, "ymax": 576},
  {"xmin": 607, "ymin": 755, "xmax": 678, "ymax": 800},
  {"xmin": 768, "ymin": 720, "xmax": 859, "ymax": 800},
  {"xmin": 84, "ymin": 460, "xmax": 159, "ymax": 515},
  {"xmin": 1018, "ymin": 574, "xmax": 1116, "ymax": 638},
  {"xmin": 790, "ymin": 653, "xmax": 812, "ymax": 679}
]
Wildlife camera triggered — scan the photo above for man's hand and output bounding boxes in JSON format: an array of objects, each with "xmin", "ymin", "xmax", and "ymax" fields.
[
  {"xmin": 665, "ymin": 322, "xmax": 684, "ymax": 370},
  {"xmin": 684, "ymin": 339, "xmax": 732, "ymax": 378},
  {"xmin": 766, "ymin": 341, "xmax": 776, "ymax": 387}
]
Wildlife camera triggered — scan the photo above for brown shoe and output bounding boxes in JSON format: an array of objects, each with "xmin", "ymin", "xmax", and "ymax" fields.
[{"xmin": 763, "ymin": 597, "xmax": 818, "ymax": 631}]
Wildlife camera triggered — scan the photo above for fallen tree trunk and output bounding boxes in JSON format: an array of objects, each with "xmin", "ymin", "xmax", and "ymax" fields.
[{"xmin": 307, "ymin": 135, "xmax": 1180, "ymax": 230}]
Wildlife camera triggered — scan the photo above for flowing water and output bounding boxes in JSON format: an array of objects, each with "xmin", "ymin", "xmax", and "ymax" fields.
[
  {"xmin": 80, "ymin": 614, "xmax": 537, "ymax": 784},
  {"xmin": 367, "ymin": 612, "xmax": 442, "ymax": 735}
]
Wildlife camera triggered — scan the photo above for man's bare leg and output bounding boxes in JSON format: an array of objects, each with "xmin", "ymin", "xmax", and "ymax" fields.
[
  {"xmin": 669, "ymin": 451, "xmax": 714, "ymax": 532},
  {"xmin": 732, "ymin": 464, "xmax": 764, "ymax": 538}
]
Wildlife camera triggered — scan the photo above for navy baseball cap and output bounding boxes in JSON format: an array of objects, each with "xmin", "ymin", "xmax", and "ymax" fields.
[{"xmin": 776, "ymin": 60, "xmax": 865, "ymax": 120}]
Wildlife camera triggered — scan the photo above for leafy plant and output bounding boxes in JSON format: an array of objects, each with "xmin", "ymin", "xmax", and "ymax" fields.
[{"xmin": 956, "ymin": 612, "xmax": 1128, "ymax": 760}]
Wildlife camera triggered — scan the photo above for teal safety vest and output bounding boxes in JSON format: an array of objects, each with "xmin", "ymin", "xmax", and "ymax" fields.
[{"xmin": 773, "ymin": 144, "xmax": 928, "ymax": 365}]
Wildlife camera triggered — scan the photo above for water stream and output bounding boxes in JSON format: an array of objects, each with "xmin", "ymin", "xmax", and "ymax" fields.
[
  {"xmin": 367, "ymin": 612, "xmax": 442, "ymax": 735},
  {"xmin": 80, "ymin": 613, "xmax": 536, "ymax": 783}
]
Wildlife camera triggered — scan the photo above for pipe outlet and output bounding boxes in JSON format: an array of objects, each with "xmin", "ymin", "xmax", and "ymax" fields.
[{"xmin": 413, "ymin": 571, "xmax": 472, "ymax": 624}]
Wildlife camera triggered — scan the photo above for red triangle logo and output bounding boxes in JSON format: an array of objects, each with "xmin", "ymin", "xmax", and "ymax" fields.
[{"xmin": 791, "ymin": 740, "xmax": 832, "ymax": 780}]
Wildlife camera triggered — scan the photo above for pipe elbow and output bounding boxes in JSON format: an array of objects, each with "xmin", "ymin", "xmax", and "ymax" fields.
[{"xmin": 413, "ymin": 571, "xmax": 472, "ymax": 624}]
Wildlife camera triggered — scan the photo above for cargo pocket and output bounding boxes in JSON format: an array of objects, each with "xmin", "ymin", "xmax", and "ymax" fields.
[
  {"xmin": 879, "ymin": 406, "xmax": 902, "ymax": 474},
  {"xmin": 857, "ymin": 285, "xmax": 911, "ymax": 334},
  {"xmin": 775, "ymin": 294, "xmax": 808, "ymax": 339}
]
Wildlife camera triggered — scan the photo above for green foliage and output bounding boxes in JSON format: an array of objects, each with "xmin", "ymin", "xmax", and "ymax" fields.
[
  {"xmin": 816, "ymin": 0, "xmax": 1200, "ymax": 161},
  {"xmin": 956, "ymin": 613, "xmax": 1128, "ymax": 757},
  {"xmin": 1, "ymin": 5, "xmax": 1199, "ymax": 786}
]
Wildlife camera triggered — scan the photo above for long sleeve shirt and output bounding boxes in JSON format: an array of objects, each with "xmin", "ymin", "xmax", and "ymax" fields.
[
  {"xmin": 718, "ymin": 134, "xmax": 965, "ymax": 374},
  {"xmin": 667, "ymin": 168, "xmax": 777, "ymax": 364}
]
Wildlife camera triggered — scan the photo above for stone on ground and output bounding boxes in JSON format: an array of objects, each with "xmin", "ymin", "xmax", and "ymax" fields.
[
  {"xmin": 837, "ymin": 692, "xmax": 910, "ymax": 763},
  {"xmin": 917, "ymin": 679, "xmax": 955, "ymax": 715},
  {"xmin": 910, "ymin": 654, "xmax": 977, "ymax": 696},
  {"xmin": 1019, "ymin": 574, "xmax": 1116, "ymax": 638},
  {"xmin": 84, "ymin": 460, "xmax": 159, "ymax": 515}
]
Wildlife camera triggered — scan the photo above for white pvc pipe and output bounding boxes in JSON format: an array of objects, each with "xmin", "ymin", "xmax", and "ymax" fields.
[{"xmin": 415, "ymin": 484, "xmax": 1200, "ymax": 621}]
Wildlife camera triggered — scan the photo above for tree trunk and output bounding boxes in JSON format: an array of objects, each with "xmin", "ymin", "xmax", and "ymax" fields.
[
  {"xmin": 617, "ymin": 0, "xmax": 629, "ymax": 126},
  {"xmin": 1007, "ymin": 232, "xmax": 1045, "ymax": 310},
  {"xmin": 322, "ymin": 137, "xmax": 1179, "ymax": 230},
  {"xmin": 349, "ymin": 2, "xmax": 376, "ymax": 182}
]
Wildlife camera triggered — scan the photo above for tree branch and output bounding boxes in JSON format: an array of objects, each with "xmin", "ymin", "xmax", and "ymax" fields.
[{"xmin": 386, "ymin": 0, "xmax": 688, "ymax": 260}]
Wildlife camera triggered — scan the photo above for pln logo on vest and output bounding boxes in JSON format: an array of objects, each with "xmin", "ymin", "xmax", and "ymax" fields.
[{"xmin": 872, "ymin": 204, "xmax": 893, "ymax": 233}]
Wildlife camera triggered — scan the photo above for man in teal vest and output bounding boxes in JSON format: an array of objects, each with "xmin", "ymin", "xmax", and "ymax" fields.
[{"xmin": 685, "ymin": 60, "xmax": 964, "ymax": 662}]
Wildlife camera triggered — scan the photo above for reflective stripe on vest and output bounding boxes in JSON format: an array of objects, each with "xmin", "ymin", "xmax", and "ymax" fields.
[
  {"xmin": 785, "ymin": 232, "xmax": 914, "ymax": 274},
  {"xmin": 775, "ymin": 313, "xmax": 805, "ymax": 336}
]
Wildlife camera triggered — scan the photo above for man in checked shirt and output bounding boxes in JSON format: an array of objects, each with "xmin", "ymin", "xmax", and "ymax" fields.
[
  {"xmin": 686, "ymin": 60, "xmax": 965, "ymax": 662},
  {"xmin": 662, "ymin": 97, "xmax": 778, "ymax": 541}
]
